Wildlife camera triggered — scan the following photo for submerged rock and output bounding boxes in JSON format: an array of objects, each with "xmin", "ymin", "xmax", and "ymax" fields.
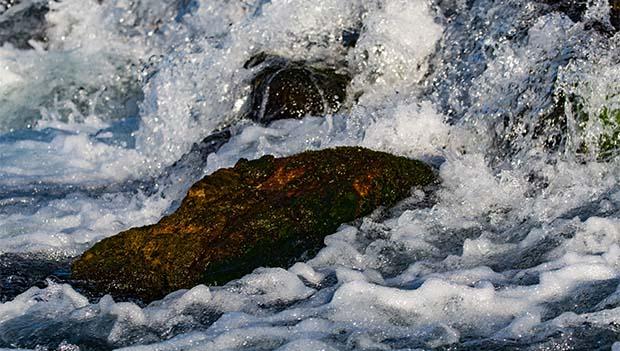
[
  {"xmin": 542, "ymin": 0, "xmax": 588, "ymax": 23},
  {"xmin": 72, "ymin": 147, "xmax": 436, "ymax": 301},
  {"xmin": 245, "ymin": 54, "xmax": 350, "ymax": 124},
  {"xmin": 612, "ymin": 0, "xmax": 620, "ymax": 31},
  {"xmin": 0, "ymin": 0, "xmax": 48, "ymax": 49},
  {"xmin": 539, "ymin": 0, "xmax": 619, "ymax": 32},
  {"xmin": 341, "ymin": 28, "xmax": 360, "ymax": 48},
  {"xmin": 536, "ymin": 92, "xmax": 620, "ymax": 160}
]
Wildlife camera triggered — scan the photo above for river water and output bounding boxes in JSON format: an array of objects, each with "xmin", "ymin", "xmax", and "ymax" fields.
[{"xmin": 1, "ymin": 0, "xmax": 620, "ymax": 349}]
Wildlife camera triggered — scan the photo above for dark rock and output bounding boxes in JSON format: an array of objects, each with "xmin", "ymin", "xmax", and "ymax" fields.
[
  {"xmin": 175, "ymin": 0, "xmax": 198, "ymax": 21},
  {"xmin": 540, "ymin": 0, "xmax": 620, "ymax": 32},
  {"xmin": 595, "ymin": 106, "xmax": 620, "ymax": 160},
  {"xmin": 536, "ymin": 92, "xmax": 620, "ymax": 160},
  {"xmin": 160, "ymin": 129, "xmax": 232, "ymax": 191},
  {"xmin": 0, "ymin": 0, "xmax": 48, "ymax": 49},
  {"xmin": 531, "ymin": 93, "xmax": 569, "ymax": 151},
  {"xmin": 243, "ymin": 52, "xmax": 270, "ymax": 69},
  {"xmin": 611, "ymin": 0, "xmax": 620, "ymax": 31},
  {"xmin": 342, "ymin": 28, "xmax": 360, "ymax": 48},
  {"xmin": 245, "ymin": 55, "xmax": 351, "ymax": 124},
  {"xmin": 542, "ymin": 0, "xmax": 588, "ymax": 23},
  {"xmin": 169, "ymin": 55, "xmax": 350, "ymax": 182},
  {"xmin": 72, "ymin": 147, "xmax": 436, "ymax": 301}
]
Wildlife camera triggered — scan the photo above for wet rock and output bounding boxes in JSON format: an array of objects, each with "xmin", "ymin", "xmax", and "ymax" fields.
[
  {"xmin": 594, "ymin": 107, "xmax": 620, "ymax": 160},
  {"xmin": 611, "ymin": 0, "xmax": 620, "ymax": 31},
  {"xmin": 174, "ymin": 55, "xmax": 350, "ymax": 177},
  {"xmin": 570, "ymin": 101, "xmax": 620, "ymax": 160},
  {"xmin": 245, "ymin": 55, "xmax": 350, "ymax": 124},
  {"xmin": 342, "ymin": 28, "xmax": 360, "ymax": 48},
  {"xmin": 72, "ymin": 147, "xmax": 436, "ymax": 301},
  {"xmin": 531, "ymin": 93, "xmax": 569, "ymax": 151},
  {"xmin": 540, "ymin": 0, "xmax": 620, "ymax": 32},
  {"xmin": 0, "ymin": 0, "xmax": 48, "ymax": 49},
  {"xmin": 536, "ymin": 93, "xmax": 620, "ymax": 160},
  {"xmin": 542, "ymin": 0, "xmax": 587, "ymax": 23},
  {"xmin": 152, "ymin": 129, "xmax": 233, "ymax": 197}
]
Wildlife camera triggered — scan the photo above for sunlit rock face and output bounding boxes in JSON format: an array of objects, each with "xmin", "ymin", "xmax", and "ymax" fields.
[{"xmin": 72, "ymin": 147, "xmax": 436, "ymax": 302}]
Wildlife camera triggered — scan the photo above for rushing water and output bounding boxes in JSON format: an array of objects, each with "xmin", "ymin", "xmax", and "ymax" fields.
[{"xmin": 1, "ymin": 0, "xmax": 620, "ymax": 349}]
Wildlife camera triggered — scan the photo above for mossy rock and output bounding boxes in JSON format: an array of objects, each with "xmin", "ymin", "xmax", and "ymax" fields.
[
  {"xmin": 561, "ymin": 93, "xmax": 620, "ymax": 160},
  {"xmin": 244, "ymin": 54, "xmax": 351, "ymax": 124},
  {"xmin": 72, "ymin": 147, "xmax": 436, "ymax": 301},
  {"xmin": 596, "ymin": 106, "xmax": 620, "ymax": 157}
]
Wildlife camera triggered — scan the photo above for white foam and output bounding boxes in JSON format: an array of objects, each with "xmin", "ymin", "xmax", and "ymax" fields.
[{"xmin": 3, "ymin": 0, "xmax": 620, "ymax": 350}]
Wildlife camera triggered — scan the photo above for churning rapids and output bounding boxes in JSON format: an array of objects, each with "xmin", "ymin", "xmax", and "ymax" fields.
[{"xmin": 2, "ymin": 0, "xmax": 620, "ymax": 349}]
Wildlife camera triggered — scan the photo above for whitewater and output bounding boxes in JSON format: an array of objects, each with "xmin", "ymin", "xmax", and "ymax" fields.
[{"xmin": 1, "ymin": 0, "xmax": 620, "ymax": 349}]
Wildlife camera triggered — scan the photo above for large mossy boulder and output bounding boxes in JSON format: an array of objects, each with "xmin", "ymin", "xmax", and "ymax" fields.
[{"xmin": 72, "ymin": 147, "xmax": 436, "ymax": 301}]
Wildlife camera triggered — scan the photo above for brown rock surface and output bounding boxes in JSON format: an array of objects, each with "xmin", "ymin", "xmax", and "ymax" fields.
[{"xmin": 72, "ymin": 147, "xmax": 436, "ymax": 301}]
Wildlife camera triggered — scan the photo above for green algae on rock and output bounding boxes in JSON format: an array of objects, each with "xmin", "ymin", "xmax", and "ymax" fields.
[
  {"xmin": 543, "ymin": 92, "xmax": 620, "ymax": 160},
  {"xmin": 72, "ymin": 147, "xmax": 436, "ymax": 301}
]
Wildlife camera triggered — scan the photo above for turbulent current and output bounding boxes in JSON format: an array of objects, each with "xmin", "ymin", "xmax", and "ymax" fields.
[{"xmin": 2, "ymin": 0, "xmax": 620, "ymax": 349}]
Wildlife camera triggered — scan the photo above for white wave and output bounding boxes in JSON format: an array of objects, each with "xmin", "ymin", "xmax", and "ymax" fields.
[{"xmin": 2, "ymin": 0, "xmax": 620, "ymax": 349}]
